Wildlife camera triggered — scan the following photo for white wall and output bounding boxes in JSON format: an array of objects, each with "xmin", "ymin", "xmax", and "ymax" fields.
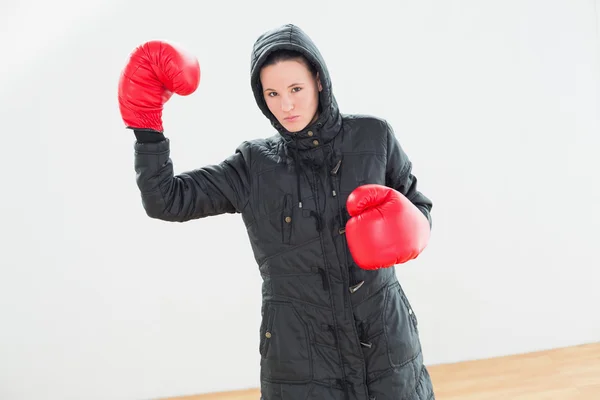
[{"xmin": 1, "ymin": 0, "xmax": 599, "ymax": 399}]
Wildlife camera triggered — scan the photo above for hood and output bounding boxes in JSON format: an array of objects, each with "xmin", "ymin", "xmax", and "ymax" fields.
[{"xmin": 250, "ymin": 24, "xmax": 342, "ymax": 151}]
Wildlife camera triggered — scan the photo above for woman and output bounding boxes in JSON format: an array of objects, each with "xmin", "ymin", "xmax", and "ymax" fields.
[{"xmin": 118, "ymin": 24, "xmax": 435, "ymax": 400}]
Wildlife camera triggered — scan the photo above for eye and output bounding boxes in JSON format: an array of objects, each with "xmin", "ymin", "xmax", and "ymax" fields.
[
  {"xmin": 291, "ymin": 87, "xmax": 302, "ymax": 93},
  {"xmin": 267, "ymin": 91, "xmax": 278, "ymax": 97}
]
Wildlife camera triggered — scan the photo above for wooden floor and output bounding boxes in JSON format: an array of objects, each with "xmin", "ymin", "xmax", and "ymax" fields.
[{"xmin": 164, "ymin": 342, "xmax": 600, "ymax": 400}]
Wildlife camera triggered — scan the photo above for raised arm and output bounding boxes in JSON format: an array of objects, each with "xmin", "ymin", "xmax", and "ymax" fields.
[
  {"xmin": 117, "ymin": 40, "xmax": 251, "ymax": 221},
  {"xmin": 133, "ymin": 131, "xmax": 251, "ymax": 222}
]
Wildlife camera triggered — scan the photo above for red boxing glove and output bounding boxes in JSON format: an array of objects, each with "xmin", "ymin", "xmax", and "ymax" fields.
[
  {"xmin": 118, "ymin": 40, "xmax": 201, "ymax": 132},
  {"xmin": 345, "ymin": 184, "xmax": 430, "ymax": 270}
]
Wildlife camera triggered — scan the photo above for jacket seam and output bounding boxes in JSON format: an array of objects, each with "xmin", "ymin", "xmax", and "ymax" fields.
[
  {"xmin": 266, "ymin": 294, "xmax": 332, "ymax": 312},
  {"xmin": 258, "ymin": 237, "xmax": 322, "ymax": 268}
]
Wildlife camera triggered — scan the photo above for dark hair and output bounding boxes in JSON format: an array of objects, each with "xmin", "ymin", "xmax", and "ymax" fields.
[{"xmin": 262, "ymin": 49, "xmax": 318, "ymax": 77}]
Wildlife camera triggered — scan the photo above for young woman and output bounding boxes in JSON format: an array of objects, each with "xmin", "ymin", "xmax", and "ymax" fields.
[{"xmin": 118, "ymin": 24, "xmax": 435, "ymax": 400}]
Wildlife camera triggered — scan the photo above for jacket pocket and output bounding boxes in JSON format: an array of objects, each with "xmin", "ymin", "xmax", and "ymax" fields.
[
  {"xmin": 382, "ymin": 281, "xmax": 421, "ymax": 368},
  {"xmin": 398, "ymin": 283, "xmax": 418, "ymax": 329},
  {"xmin": 259, "ymin": 303, "xmax": 276, "ymax": 357},
  {"xmin": 260, "ymin": 301, "xmax": 313, "ymax": 383},
  {"xmin": 281, "ymin": 194, "xmax": 292, "ymax": 244}
]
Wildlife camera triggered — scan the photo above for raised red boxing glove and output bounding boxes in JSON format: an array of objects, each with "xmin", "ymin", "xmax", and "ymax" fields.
[
  {"xmin": 118, "ymin": 40, "xmax": 201, "ymax": 132},
  {"xmin": 345, "ymin": 184, "xmax": 430, "ymax": 270}
]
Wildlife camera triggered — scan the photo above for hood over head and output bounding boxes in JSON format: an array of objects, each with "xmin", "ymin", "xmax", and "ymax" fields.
[{"xmin": 250, "ymin": 24, "xmax": 342, "ymax": 151}]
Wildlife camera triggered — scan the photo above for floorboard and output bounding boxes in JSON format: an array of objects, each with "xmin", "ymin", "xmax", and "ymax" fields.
[{"xmin": 162, "ymin": 342, "xmax": 600, "ymax": 400}]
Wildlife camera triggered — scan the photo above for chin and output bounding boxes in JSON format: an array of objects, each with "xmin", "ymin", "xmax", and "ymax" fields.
[{"xmin": 282, "ymin": 120, "xmax": 308, "ymax": 133}]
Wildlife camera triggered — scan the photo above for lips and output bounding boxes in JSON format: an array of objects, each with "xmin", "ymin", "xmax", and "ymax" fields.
[{"xmin": 285, "ymin": 115, "xmax": 300, "ymax": 121}]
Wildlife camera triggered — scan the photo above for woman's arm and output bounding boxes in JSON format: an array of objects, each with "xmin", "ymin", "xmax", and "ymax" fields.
[
  {"xmin": 133, "ymin": 130, "xmax": 251, "ymax": 222},
  {"xmin": 384, "ymin": 122, "xmax": 433, "ymax": 228}
]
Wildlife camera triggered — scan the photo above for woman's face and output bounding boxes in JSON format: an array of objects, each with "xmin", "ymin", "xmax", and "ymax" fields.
[{"xmin": 260, "ymin": 59, "xmax": 322, "ymax": 133}]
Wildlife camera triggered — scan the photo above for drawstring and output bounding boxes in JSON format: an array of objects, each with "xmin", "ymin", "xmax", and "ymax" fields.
[
  {"xmin": 291, "ymin": 134, "xmax": 341, "ymax": 208},
  {"xmin": 293, "ymin": 134, "xmax": 303, "ymax": 208},
  {"xmin": 329, "ymin": 157, "xmax": 341, "ymax": 197}
]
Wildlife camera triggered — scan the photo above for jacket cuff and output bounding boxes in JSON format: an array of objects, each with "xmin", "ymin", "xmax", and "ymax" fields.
[{"xmin": 134, "ymin": 129, "xmax": 166, "ymax": 143}]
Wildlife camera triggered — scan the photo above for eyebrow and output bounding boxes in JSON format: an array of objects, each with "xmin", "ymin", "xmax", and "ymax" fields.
[{"xmin": 263, "ymin": 83, "xmax": 304, "ymax": 92}]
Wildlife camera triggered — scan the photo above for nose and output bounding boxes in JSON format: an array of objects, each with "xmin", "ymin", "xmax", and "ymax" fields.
[{"xmin": 281, "ymin": 95, "xmax": 294, "ymax": 112}]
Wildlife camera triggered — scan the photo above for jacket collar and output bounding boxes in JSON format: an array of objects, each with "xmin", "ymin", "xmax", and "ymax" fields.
[{"xmin": 276, "ymin": 99, "xmax": 342, "ymax": 152}]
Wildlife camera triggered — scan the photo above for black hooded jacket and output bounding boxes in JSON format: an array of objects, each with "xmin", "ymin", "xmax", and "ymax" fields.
[{"xmin": 133, "ymin": 24, "xmax": 435, "ymax": 400}]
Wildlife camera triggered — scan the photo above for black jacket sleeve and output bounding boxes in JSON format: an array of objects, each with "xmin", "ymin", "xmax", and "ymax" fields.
[
  {"xmin": 384, "ymin": 121, "xmax": 433, "ymax": 228},
  {"xmin": 132, "ymin": 131, "xmax": 251, "ymax": 222}
]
